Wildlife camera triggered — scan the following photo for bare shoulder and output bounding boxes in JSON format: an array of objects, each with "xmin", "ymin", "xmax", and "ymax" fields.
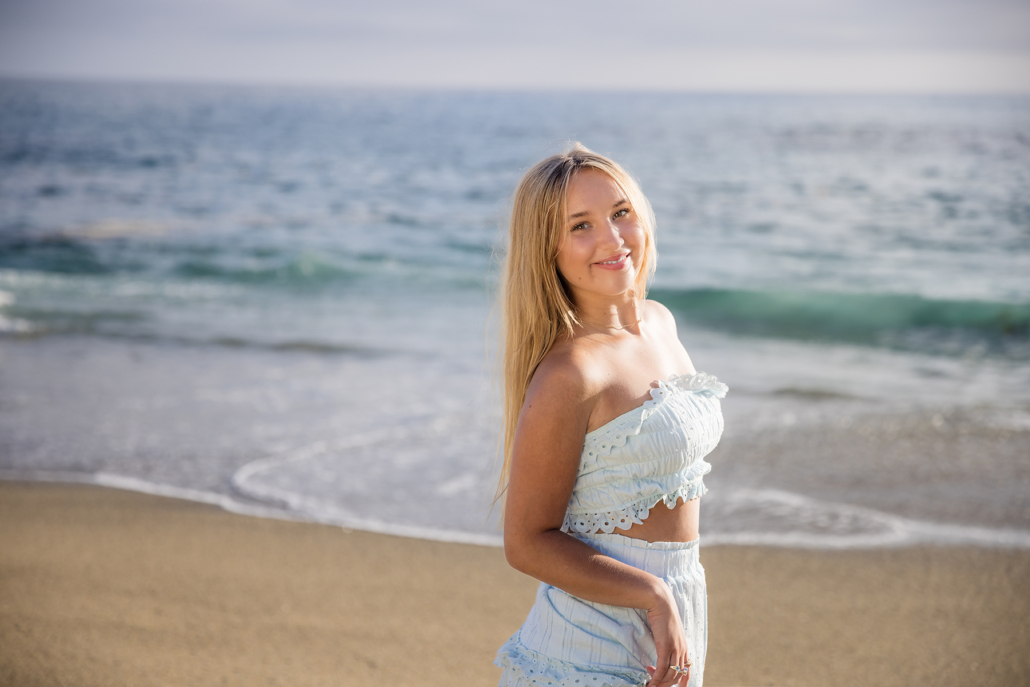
[
  {"xmin": 524, "ymin": 337, "xmax": 604, "ymax": 420},
  {"xmin": 644, "ymin": 299, "xmax": 696, "ymax": 373},
  {"xmin": 644, "ymin": 298, "xmax": 679, "ymax": 333}
]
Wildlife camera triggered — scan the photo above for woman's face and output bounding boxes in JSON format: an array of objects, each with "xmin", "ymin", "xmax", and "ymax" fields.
[{"xmin": 555, "ymin": 168, "xmax": 646, "ymax": 303}]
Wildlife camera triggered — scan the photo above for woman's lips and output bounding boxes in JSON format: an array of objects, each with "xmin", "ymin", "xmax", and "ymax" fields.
[{"xmin": 593, "ymin": 252, "xmax": 630, "ymax": 270}]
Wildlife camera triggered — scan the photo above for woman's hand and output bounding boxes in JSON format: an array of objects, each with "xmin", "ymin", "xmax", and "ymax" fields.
[{"xmin": 644, "ymin": 581, "xmax": 691, "ymax": 687}]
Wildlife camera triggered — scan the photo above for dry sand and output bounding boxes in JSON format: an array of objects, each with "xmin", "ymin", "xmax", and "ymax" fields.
[{"xmin": 1, "ymin": 481, "xmax": 1028, "ymax": 687}]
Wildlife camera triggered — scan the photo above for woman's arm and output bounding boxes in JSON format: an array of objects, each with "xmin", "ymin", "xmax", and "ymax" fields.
[{"xmin": 502, "ymin": 353, "xmax": 691, "ymax": 687}]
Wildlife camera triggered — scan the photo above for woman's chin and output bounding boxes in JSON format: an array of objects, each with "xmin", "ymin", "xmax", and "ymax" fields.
[{"xmin": 593, "ymin": 279, "xmax": 638, "ymax": 299}]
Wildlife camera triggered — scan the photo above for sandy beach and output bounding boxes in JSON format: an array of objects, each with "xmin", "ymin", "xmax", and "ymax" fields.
[{"xmin": 1, "ymin": 481, "xmax": 1028, "ymax": 687}]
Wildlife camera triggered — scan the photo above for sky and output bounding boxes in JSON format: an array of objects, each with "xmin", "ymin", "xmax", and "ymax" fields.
[{"xmin": 1, "ymin": 0, "xmax": 1029, "ymax": 93}]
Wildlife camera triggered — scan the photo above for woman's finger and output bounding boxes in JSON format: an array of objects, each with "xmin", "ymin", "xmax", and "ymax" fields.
[
  {"xmin": 677, "ymin": 660, "xmax": 691, "ymax": 685},
  {"xmin": 649, "ymin": 653, "xmax": 683, "ymax": 687},
  {"xmin": 646, "ymin": 659, "xmax": 671, "ymax": 687},
  {"xmin": 659, "ymin": 661, "xmax": 689, "ymax": 687},
  {"xmin": 653, "ymin": 659, "xmax": 690, "ymax": 687}
]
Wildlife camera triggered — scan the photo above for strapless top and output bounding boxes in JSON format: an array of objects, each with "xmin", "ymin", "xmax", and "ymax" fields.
[{"xmin": 561, "ymin": 372, "xmax": 728, "ymax": 534}]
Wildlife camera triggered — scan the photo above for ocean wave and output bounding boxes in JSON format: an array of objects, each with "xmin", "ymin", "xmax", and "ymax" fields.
[
  {"xmin": 0, "ymin": 235, "xmax": 113, "ymax": 275},
  {"xmin": 172, "ymin": 254, "xmax": 361, "ymax": 286},
  {"xmin": 0, "ymin": 322, "xmax": 390, "ymax": 355},
  {"xmin": 652, "ymin": 287, "xmax": 1030, "ymax": 356},
  {"xmin": 0, "ymin": 231, "xmax": 487, "ymax": 291}
]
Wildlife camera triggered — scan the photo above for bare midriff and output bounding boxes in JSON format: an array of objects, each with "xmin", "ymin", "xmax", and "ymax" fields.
[{"xmin": 604, "ymin": 495, "xmax": 701, "ymax": 543}]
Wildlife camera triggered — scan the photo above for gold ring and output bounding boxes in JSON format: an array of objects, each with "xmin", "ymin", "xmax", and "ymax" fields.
[{"xmin": 685, "ymin": 658, "xmax": 693, "ymax": 667}]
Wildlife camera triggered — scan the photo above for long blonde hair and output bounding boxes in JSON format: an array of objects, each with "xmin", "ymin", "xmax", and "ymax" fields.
[{"xmin": 494, "ymin": 143, "xmax": 657, "ymax": 511}]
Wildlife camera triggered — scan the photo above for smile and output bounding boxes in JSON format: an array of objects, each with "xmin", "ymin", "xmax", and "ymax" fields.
[{"xmin": 594, "ymin": 253, "xmax": 630, "ymax": 269}]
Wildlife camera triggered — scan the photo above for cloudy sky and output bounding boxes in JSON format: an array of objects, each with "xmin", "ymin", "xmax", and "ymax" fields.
[{"xmin": 1, "ymin": 0, "xmax": 1028, "ymax": 92}]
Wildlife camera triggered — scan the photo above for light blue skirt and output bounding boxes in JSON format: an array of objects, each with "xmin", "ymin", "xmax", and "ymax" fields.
[{"xmin": 495, "ymin": 533, "xmax": 707, "ymax": 687}]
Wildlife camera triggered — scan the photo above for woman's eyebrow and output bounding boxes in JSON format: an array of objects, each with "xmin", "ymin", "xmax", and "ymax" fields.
[{"xmin": 567, "ymin": 199, "xmax": 629, "ymax": 221}]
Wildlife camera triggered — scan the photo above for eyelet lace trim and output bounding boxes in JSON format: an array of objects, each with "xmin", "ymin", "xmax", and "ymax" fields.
[
  {"xmin": 561, "ymin": 477, "xmax": 708, "ymax": 534},
  {"xmin": 495, "ymin": 633, "xmax": 647, "ymax": 687},
  {"xmin": 581, "ymin": 372, "xmax": 727, "ymax": 460}
]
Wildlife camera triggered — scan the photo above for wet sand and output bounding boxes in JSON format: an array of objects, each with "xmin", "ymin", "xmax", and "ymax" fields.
[{"xmin": 1, "ymin": 481, "xmax": 1028, "ymax": 687}]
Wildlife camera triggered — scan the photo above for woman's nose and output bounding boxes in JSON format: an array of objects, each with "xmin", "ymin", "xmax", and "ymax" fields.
[{"xmin": 599, "ymin": 218, "xmax": 624, "ymax": 247}]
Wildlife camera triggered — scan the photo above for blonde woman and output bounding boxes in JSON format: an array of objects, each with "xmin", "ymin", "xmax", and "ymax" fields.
[{"xmin": 494, "ymin": 144, "xmax": 727, "ymax": 687}]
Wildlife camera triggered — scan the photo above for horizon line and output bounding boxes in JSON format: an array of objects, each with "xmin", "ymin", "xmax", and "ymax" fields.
[{"xmin": 3, "ymin": 72, "xmax": 1029, "ymax": 98}]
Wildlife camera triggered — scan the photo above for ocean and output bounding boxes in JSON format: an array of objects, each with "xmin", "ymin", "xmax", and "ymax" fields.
[{"xmin": 1, "ymin": 79, "xmax": 1028, "ymax": 548}]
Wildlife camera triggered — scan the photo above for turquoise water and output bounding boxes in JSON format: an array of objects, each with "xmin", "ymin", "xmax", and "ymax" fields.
[{"xmin": 1, "ymin": 80, "xmax": 1028, "ymax": 547}]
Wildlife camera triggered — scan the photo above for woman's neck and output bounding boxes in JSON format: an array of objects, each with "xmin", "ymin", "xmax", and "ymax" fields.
[{"xmin": 573, "ymin": 292, "xmax": 643, "ymax": 330}]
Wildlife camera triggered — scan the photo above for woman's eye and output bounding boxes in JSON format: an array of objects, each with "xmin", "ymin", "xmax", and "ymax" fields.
[
  {"xmin": 613, "ymin": 208, "xmax": 629, "ymax": 219},
  {"xmin": 571, "ymin": 222, "xmax": 588, "ymax": 232}
]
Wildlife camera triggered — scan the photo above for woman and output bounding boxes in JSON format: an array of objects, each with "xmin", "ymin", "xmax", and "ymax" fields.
[{"xmin": 494, "ymin": 144, "xmax": 727, "ymax": 687}]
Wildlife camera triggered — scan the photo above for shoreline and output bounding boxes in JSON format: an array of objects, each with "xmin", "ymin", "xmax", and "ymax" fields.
[
  {"xmin": 6, "ymin": 468, "xmax": 1030, "ymax": 552},
  {"xmin": 2, "ymin": 480, "xmax": 1029, "ymax": 686},
  {"xmin": 7, "ymin": 399, "xmax": 1030, "ymax": 554}
]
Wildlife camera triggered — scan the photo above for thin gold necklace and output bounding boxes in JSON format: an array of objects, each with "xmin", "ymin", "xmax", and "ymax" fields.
[{"xmin": 581, "ymin": 316, "xmax": 643, "ymax": 330}]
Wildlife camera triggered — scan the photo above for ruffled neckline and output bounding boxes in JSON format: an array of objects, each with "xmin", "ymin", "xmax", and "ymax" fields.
[{"xmin": 584, "ymin": 371, "xmax": 728, "ymax": 439}]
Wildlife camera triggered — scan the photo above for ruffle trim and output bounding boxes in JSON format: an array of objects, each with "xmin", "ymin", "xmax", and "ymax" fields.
[
  {"xmin": 582, "ymin": 372, "xmax": 727, "ymax": 459},
  {"xmin": 669, "ymin": 371, "xmax": 728, "ymax": 399},
  {"xmin": 561, "ymin": 477, "xmax": 708, "ymax": 534},
  {"xmin": 495, "ymin": 633, "xmax": 647, "ymax": 687}
]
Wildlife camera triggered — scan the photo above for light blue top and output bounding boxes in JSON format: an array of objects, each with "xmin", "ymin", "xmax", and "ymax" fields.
[{"xmin": 561, "ymin": 372, "xmax": 728, "ymax": 535}]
